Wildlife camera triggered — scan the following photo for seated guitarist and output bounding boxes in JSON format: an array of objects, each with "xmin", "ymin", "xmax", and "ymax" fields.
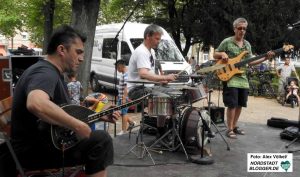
[
  {"xmin": 11, "ymin": 25, "xmax": 120, "ymax": 177},
  {"xmin": 213, "ymin": 17, "xmax": 274, "ymax": 139}
]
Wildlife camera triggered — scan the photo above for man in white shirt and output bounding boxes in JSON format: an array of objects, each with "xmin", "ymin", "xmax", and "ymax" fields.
[
  {"xmin": 127, "ymin": 24, "xmax": 177, "ymax": 138},
  {"xmin": 127, "ymin": 24, "xmax": 177, "ymax": 100}
]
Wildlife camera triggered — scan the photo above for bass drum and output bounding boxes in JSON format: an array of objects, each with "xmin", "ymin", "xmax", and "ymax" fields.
[{"xmin": 180, "ymin": 107, "xmax": 211, "ymax": 148}]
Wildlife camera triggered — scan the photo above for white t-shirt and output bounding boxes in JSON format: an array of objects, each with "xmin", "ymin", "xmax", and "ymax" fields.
[{"xmin": 127, "ymin": 43, "xmax": 155, "ymax": 91}]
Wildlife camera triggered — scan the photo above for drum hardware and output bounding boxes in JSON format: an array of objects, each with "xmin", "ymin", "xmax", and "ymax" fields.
[
  {"xmin": 126, "ymin": 84, "xmax": 156, "ymax": 165},
  {"xmin": 127, "ymin": 79, "xmax": 160, "ymax": 84},
  {"xmin": 207, "ymin": 89, "xmax": 230, "ymax": 151},
  {"xmin": 148, "ymin": 111, "xmax": 189, "ymax": 161},
  {"xmin": 189, "ymin": 109, "xmax": 215, "ymax": 165}
]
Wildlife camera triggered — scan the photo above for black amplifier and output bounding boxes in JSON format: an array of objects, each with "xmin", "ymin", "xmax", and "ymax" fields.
[{"xmin": 204, "ymin": 106, "xmax": 225, "ymax": 124}]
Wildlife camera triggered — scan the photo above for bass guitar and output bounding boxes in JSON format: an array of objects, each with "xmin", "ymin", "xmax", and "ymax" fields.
[
  {"xmin": 215, "ymin": 45, "xmax": 294, "ymax": 81},
  {"xmin": 51, "ymin": 94, "xmax": 149, "ymax": 150}
]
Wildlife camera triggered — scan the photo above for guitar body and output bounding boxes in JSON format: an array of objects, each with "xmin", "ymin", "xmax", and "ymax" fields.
[
  {"xmin": 215, "ymin": 51, "xmax": 248, "ymax": 81},
  {"xmin": 51, "ymin": 105, "xmax": 96, "ymax": 150}
]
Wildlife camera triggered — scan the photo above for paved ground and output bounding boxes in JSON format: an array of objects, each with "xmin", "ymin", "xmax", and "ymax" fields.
[{"xmin": 103, "ymin": 91, "xmax": 300, "ymax": 177}]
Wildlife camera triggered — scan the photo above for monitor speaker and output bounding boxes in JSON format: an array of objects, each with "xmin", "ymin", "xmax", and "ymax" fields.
[{"xmin": 205, "ymin": 106, "xmax": 225, "ymax": 124}]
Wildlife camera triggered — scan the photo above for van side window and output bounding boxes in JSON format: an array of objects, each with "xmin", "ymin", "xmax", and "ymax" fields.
[
  {"xmin": 121, "ymin": 41, "xmax": 131, "ymax": 64},
  {"xmin": 130, "ymin": 39, "xmax": 143, "ymax": 49},
  {"xmin": 102, "ymin": 38, "xmax": 117, "ymax": 59}
]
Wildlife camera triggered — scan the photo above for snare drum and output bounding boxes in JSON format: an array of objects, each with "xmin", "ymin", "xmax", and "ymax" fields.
[
  {"xmin": 183, "ymin": 84, "xmax": 207, "ymax": 103},
  {"xmin": 148, "ymin": 92, "xmax": 173, "ymax": 117}
]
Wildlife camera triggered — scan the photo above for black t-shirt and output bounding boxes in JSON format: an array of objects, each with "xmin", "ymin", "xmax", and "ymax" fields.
[{"xmin": 11, "ymin": 59, "xmax": 70, "ymax": 149}]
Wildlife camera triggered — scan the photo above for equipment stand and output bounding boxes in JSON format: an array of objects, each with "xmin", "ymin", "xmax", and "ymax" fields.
[
  {"xmin": 190, "ymin": 111, "xmax": 214, "ymax": 165},
  {"xmin": 149, "ymin": 115, "xmax": 189, "ymax": 160},
  {"xmin": 208, "ymin": 90, "xmax": 230, "ymax": 151},
  {"xmin": 126, "ymin": 86, "xmax": 155, "ymax": 164},
  {"xmin": 285, "ymin": 100, "xmax": 300, "ymax": 152}
]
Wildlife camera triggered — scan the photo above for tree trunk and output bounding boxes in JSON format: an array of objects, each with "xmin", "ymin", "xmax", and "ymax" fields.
[
  {"xmin": 43, "ymin": 0, "xmax": 55, "ymax": 54},
  {"xmin": 71, "ymin": 0, "xmax": 100, "ymax": 97}
]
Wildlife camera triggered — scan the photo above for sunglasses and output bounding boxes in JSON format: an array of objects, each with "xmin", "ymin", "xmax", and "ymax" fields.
[
  {"xmin": 150, "ymin": 55, "xmax": 154, "ymax": 67},
  {"xmin": 236, "ymin": 27, "xmax": 247, "ymax": 31}
]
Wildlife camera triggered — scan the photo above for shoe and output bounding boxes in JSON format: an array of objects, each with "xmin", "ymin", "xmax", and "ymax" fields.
[
  {"xmin": 127, "ymin": 121, "xmax": 137, "ymax": 131},
  {"xmin": 226, "ymin": 130, "xmax": 237, "ymax": 139},
  {"xmin": 117, "ymin": 131, "xmax": 125, "ymax": 135},
  {"xmin": 233, "ymin": 127, "xmax": 245, "ymax": 135}
]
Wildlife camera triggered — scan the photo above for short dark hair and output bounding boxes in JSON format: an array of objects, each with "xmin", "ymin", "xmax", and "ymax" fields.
[
  {"xmin": 115, "ymin": 59, "xmax": 127, "ymax": 66},
  {"xmin": 46, "ymin": 25, "xmax": 86, "ymax": 54},
  {"xmin": 67, "ymin": 71, "xmax": 77, "ymax": 79}
]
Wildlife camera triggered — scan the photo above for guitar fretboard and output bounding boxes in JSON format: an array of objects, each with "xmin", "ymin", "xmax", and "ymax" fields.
[
  {"xmin": 84, "ymin": 94, "xmax": 149, "ymax": 124},
  {"xmin": 235, "ymin": 48, "xmax": 284, "ymax": 68}
]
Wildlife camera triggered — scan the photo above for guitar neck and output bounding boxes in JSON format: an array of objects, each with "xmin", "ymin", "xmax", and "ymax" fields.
[
  {"xmin": 84, "ymin": 94, "xmax": 148, "ymax": 124},
  {"xmin": 235, "ymin": 48, "xmax": 283, "ymax": 68}
]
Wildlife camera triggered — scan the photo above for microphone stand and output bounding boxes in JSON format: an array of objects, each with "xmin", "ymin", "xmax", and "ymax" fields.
[{"xmin": 111, "ymin": 0, "xmax": 144, "ymax": 137}]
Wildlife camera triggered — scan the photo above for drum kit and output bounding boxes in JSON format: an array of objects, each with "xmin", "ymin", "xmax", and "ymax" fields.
[{"xmin": 127, "ymin": 77, "xmax": 218, "ymax": 163}]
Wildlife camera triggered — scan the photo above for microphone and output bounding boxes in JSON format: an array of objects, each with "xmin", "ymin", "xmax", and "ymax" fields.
[{"xmin": 287, "ymin": 20, "xmax": 300, "ymax": 30}]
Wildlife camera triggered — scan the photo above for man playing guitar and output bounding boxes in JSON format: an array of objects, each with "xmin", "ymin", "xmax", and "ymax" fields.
[{"xmin": 213, "ymin": 17, "xmax": 274, "ymax": 139}]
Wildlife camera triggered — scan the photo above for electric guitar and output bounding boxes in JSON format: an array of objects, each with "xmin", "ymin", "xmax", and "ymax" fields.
[
  {"xmin": 215, "ymin": 45, "xmax": 294, "ymax": 81},
  {"xmin": 51, "ymin": 94, "xmax": 149, "ymax": 150}
]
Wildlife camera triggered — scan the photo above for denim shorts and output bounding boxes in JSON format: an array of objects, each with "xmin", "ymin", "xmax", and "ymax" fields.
[{"xmin": 117, "ymin": 98, "xmax": 129, "ymax": 115}]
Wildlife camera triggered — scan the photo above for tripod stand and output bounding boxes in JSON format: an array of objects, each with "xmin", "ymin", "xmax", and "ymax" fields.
[
  {"xmin": 126, "ymin": 84, "xmax": 156, "ymax": 164},
  {"xmin": 148, "ymin": 100, "xmax": 189, "ymax": 160}
]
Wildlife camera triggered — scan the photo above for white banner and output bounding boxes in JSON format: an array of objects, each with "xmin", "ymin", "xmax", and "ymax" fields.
[{"xmin": 247, "ymin": 153, "xmax": 293, "ymax": 172}]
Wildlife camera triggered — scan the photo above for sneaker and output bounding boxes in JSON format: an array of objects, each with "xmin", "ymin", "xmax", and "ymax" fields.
[
  {"xmin": 127, "ymin": 121, "xmax": 137, "ymax": 131},
  {"xmin": 117, "ymin": 131, "xmax": 125, "ymax": 135}
]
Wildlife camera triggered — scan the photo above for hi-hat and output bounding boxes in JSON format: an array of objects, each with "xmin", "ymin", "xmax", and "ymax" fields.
[
  {"xmin": 127, "ymin": 79, "xmax": 159, "ymax": 84},
  {"xmin": 169, "ymin": 85, "xmax": 199, "ymax": 90},
  {"xmin": 197, "ymin": 64, "xmax": 226, "ymax": 73},
  {"xmin": 178, "ymin": 74, "xmax": 205, "ymax": 79}
]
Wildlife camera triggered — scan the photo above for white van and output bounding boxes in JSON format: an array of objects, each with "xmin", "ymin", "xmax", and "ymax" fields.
[{"xmin": 90, "ymin": 22, "xmax": 192, "ymax": 91}]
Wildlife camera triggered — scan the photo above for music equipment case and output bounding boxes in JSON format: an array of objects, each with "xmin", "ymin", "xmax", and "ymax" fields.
[{"xmin": 0, "ymin": 55, "xmax": 42, "ymax": 100}]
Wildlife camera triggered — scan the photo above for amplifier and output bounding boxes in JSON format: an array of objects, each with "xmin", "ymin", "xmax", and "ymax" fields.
[{"xmin": 204, "ymin": 106, "xmax": 225, "ymax": 124}]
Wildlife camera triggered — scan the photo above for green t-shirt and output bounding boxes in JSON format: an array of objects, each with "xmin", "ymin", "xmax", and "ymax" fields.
[{"xmin": 215, "ymin": 37, "xmax": 252, "ymax": 88}]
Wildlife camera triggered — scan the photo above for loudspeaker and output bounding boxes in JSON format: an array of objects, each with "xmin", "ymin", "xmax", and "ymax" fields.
[{"xmin": 205, "ymin": 106, "xmax": 225, "ymax": 124}]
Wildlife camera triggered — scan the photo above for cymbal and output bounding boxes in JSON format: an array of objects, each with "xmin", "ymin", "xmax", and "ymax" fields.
[
  {"xmin": 169, "ymin": 85, "xmax": 199, "ymax": 90},
  {"xmin": 127, "ymin": 79, "xmax": 159, "ymax": 84},
  {"xmin": 197, "ymin": 64, "xmax": 225, "ymax": 73},
  {"xmin": 178, "ymin": 74, "xmax": 205, "ymax": 78}
]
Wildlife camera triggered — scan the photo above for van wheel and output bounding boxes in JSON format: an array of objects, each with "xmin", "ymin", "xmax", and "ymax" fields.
[{"xmin": 90, "ymin": 75, "xmax": 101, "ymax": 92}]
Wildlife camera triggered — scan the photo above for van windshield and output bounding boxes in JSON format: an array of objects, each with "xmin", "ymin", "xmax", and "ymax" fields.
[
  {"xmin": 155, "ymin": 39, "xmax": 184, "ymax": 62},
  {"xmin": 130, "ymin": 38, "xmax": 184, "ymax": 62}
]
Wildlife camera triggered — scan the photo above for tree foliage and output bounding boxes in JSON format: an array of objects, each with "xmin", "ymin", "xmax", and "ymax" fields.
[
  {"xmin": 23, "ymin": 0, "xmax": 71, "ymax": 47},
  {"xmin": 0, "ymin": 0, "xmax": 23, "ymax": 37},
  {"xmin": 100, "ymin": 0, "xmax": 300, "ymax": 55}
]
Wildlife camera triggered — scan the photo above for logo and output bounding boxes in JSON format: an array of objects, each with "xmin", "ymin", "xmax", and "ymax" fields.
[{"xmin": 280, "ymin": 161, "xmax": 291, "ymax": 172}]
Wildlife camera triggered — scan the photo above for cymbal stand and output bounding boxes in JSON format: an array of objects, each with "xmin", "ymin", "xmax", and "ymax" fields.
[
  {"xmin": 148, "ymin": 102, "xmax": 189, "ymax": 160},
  {"xmin": 126, "ymin": 85, "xmax": 155, "ymax": 165},
  {"xmin": 207, "ymin": 90, "xmax": 230, "ymax": 151}
]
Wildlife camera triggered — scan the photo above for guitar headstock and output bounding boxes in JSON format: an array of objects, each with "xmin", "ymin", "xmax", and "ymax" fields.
[{"xmin": 282, "ymin": 44, "xmax": 294, "ymax": 53}]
